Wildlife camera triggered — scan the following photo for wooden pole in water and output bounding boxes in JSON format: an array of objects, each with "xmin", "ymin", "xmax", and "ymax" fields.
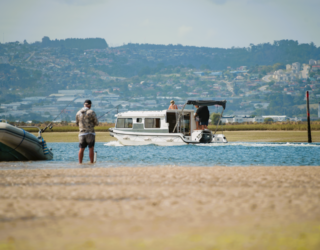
[{"xmin": 306, "ymin": 91, "xmax": 312, "ymax": 143}]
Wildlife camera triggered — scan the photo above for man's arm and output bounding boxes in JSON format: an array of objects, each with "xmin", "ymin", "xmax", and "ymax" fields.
[
  {"xmin": 92, "ymin": 111, "xmax": 99, "ymax": 126},
  {"xmin": 75, "ymin": 113, "xmax": 79, "ymax": 126}
]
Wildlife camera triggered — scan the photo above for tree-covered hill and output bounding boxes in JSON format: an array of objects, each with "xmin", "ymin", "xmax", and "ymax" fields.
[
  {"xmin": 40, "ymin": 37, "xmax": 108, "ymax": 50},
  {"xmin": 119, "ymin": 40, "xmax": 320, "ymax": 71}
]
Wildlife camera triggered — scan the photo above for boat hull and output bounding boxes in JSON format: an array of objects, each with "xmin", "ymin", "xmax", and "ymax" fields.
[
  {"xmin": 110, "ymin": 129, "xmax": 227, "ymax": 146},
  {"xmin": 0, "ymin": 123, "xmax": 53, "ymax": 161},
  {"xmin": 114, "ymin": 133, "xmax": 186, "ymax": 146}
]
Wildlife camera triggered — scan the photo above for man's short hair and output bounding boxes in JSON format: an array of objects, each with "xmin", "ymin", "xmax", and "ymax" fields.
[{"xmin": 84, "ymin": 100, "xmax": 92, "ymax": 105}]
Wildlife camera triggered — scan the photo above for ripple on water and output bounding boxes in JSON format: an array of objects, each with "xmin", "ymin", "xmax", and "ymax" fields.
[{"xmin": 0, "ymin": 142, "xmax": 320, "ymax": 169}]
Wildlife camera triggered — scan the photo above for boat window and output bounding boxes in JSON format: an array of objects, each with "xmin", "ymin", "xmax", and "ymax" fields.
[
  {"xmin": 116, "ymin": 118, "xmax": 133, "ymax": 128},
  {"xmin": 145, "ymin": 118, "xmax": 161, "ymax": 128},
  {"xmin": 136, "ymin": 118, "xmax": 142, "ymax": 123}
]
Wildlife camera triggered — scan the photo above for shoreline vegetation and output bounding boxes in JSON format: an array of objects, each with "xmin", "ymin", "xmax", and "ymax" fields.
[{"xmin": 34, "ymin": 131, "xmax": 320, "ymax": 143}]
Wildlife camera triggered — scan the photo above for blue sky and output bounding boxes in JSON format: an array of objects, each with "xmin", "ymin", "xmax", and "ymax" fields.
[{"xmin": 1, "ymin": 0, "xmax": 319, "ymax": 48}]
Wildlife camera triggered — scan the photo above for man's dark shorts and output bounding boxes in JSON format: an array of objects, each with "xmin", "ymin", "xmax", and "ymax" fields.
[
  {"xmin": 200, "ymin": 120, "xmax": 209, "ymax": 126},
  {"xmin": 79, "ymin": 134, "xmax": 95, "ymax": 148}
]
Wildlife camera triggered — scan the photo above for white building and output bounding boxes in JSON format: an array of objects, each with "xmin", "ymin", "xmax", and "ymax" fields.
[
  {"xmin": 272, "ymin": 70, "xmax": 296, "ymax": 82},
  {"xmin": 221, "ymin": 116, "xmax": 264, "ymax": 124},
  {"xmin": 0, "ymin": 102, "xmax": 31, "ymax": 111},
  {"xmin": 262, "ymin": 115, "xmax": 289, "ymax": 122},
  {"xmin": 57, "ymin": 97, "xmax": 77, "ymax": 103},
  {"xmin": 309, "ymin": 59, "xmax": 317, "ymax": 65},
  {"xmin": 22, "ymin": 96, "xmax": 47, "ymax": 103},
  {"xmin": 103, "ymin": 94, "xmax": 120, "ymax": 101},
  {"xmin": 300, "ymin": 65, "xmax": 310, "ymax": 79},
  {"xmin": 292, "ymin": 62, "xmax": 301, "ymax": 74},
  {"xmin": 58, "ymin": 90, "xmax": 91, "ymax": 95}
]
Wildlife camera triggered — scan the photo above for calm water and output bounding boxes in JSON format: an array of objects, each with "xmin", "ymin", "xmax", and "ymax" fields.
[{"xmin": 1, "ymin": 141, "xmax": 320, "ymax": 169}]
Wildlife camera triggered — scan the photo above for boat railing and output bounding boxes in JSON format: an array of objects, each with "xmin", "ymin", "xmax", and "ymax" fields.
[{"xmin": 173, "ymin": 99, "xmax": 227, "ymax": 135}]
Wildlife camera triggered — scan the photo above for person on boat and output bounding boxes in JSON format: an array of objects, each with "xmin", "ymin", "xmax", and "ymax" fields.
[
  {"xmin": 168, "ymin": 100, "xmax": 178, "ymax": 110},
  {"xmin": 194, "ymin": 105, "xmax": 200, "ymax": 130},
  {"xmin": 195, "ymin": 105, "xmax": 209, "ymax": 130},
  {"xmin": 76, "ymin": 100, "xmax": 99, "ymax": 164}
]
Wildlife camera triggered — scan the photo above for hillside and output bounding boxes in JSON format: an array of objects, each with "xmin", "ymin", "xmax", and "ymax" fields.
[{"xmin": 0, "ymin": 37, "xmax": 320, "ymax": 122}]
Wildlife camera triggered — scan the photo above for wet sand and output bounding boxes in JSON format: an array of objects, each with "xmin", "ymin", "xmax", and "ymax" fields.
[{"xmin": 0, "ymin": 166, "xmax": 320, "ymax": 249}]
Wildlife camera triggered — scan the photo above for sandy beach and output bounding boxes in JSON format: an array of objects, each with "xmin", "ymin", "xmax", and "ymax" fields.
[{"xmin": 0, "ymin": 166, "xmax": 320, "ymax": 249}]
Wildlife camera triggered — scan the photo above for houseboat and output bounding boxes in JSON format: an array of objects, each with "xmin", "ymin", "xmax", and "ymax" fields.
[{"xmin": 109, "ymin": 100, "xmax": 228, "ymax": 146}]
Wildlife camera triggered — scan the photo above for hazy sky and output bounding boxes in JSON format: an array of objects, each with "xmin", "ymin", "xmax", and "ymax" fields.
[{"xmin": 1, "ymin": 0, "xmax": 319, "ymax": 48}]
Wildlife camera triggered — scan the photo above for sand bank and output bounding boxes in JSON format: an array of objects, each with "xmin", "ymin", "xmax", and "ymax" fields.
[{"xmin": 0, "ymin": 166, "xmax": 320, "ymax": 249}]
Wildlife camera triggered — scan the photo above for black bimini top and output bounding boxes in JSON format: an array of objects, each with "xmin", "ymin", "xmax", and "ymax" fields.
[{"xmin": 186, "ymin": 100, "xmax": 227, "ymax": 109}]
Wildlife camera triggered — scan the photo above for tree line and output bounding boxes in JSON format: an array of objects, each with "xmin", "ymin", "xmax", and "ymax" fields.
[{"xmin": 41, "ymin": 37, "xmax": 108, "ymax": 50}]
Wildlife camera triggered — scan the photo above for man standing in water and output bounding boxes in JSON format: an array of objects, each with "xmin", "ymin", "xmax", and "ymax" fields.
[{"xmin": 76, "ymin": 100, "xmax": 99, "ymax": 163}]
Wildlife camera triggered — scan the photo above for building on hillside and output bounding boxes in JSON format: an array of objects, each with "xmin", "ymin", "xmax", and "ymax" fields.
[
  {"xmin": 49, "ymin": 94, "xmax": 65, "ymax": 98},
  {"xmin": 311, "ymin": 65, "xmax": 320, "ymax": 72},
  {"xmin": 221, "ymin": 116, "xmax": 264, "ymax": 124},
  {"xmin": 0, "ymin": 110, "xmax": 28, "ymax": 118},
  {"xmin": 103, "ymin": 94, "xmax": 120, "ymax": 101},
  {"xmin": 31, "ymin": 106, "xmax": 60, "ymax": 115},
  {"xmin": 209, "ymin": 72, "xmax": 222, "ymax": 76},
  {"xmin": 0, "ymin": 102, "xmax": 31, "ymax": 111},
  {"xmin": 292, "ymin": 62, "xmax": 301, "ymax": 74},
  {"xmin": 58, "ymin": 90, "xmax": 92, "ymax": 96},
  {"xmin": 74, "ymin": 98, "xmax": 94, "ymax": 105},
  {"xmin": 144, "ymin": 100, "xmax": 157, "ymax": 105},
  {"xmin": 193, "ymin": 72, "xmax": 204, "ymax": 76},
  {"xmin": 272, "ymin": 70, "xmax": 297, "ymax": 82},
  {"xmin": 230, "ymin": 70, "xmax": 249, "ymax": 74},
  {"xmin": 262, "ymin": 115, "xmax": 289, "ymax": 122},
  {"xmin": 300, "ymin": 65, "xmax": 310, "ymax": 79},
  {"xmin": 309, "ymin": 59, "xmax": 317, "ymax": 65},
  {"xmin": 22, "ymin": 96, "xmax": 47, "ymax": 103},
  {"xmin": 57, "ymin": 97, "xmax": 77, "ymax": 104}
]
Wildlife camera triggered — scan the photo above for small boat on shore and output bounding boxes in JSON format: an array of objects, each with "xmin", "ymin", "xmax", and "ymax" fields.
[
  {"xmin": 0, "ymin": 120, "xmax": 53, "ymax": 161},
  {"xmin": 109, "ymin": 100, "xmax": 228, "ymax": 146}
]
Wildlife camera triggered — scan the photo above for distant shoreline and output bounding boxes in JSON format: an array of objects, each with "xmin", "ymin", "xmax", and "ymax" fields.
[
  {"xmin": 35, "ymin": 131, "xmax": 320, "ymax": 143},
  {"xmin": 21, "ymin": 121, "xmax": 320, "ymax": 133}
]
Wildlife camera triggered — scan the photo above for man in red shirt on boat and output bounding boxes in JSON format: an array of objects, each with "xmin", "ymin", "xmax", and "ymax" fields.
[{"xmin": 76, "ymin": 100, "xmax": 99, "ymax": 163}]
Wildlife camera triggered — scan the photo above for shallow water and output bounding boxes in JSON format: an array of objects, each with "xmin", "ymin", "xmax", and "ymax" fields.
[{"xmin": 1, "ymin": 141, "xmax": 320, "ymax": 169}]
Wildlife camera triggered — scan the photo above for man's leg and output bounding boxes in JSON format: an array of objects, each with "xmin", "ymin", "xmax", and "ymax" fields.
[
  {"xmin": 89, "ymin": 147, "xmax": 94, "ymax": 163},
  {"xmin": 78, "ymin": 148, "xmax": 85, "ymax": 163},
  {"xmin": 87, "ymin": 134, "xmax": 95, "ymax": 164}
]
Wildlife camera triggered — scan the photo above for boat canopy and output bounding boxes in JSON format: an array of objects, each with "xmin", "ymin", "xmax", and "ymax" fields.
[{"xmin": 186, "ymin": 100, "xmax": 227, "ymax": 109}]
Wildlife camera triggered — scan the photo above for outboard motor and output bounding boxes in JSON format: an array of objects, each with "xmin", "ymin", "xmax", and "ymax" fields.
[{"xmin": 200, "ymin": 130, "xmax": 213, "ymax": 143}]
